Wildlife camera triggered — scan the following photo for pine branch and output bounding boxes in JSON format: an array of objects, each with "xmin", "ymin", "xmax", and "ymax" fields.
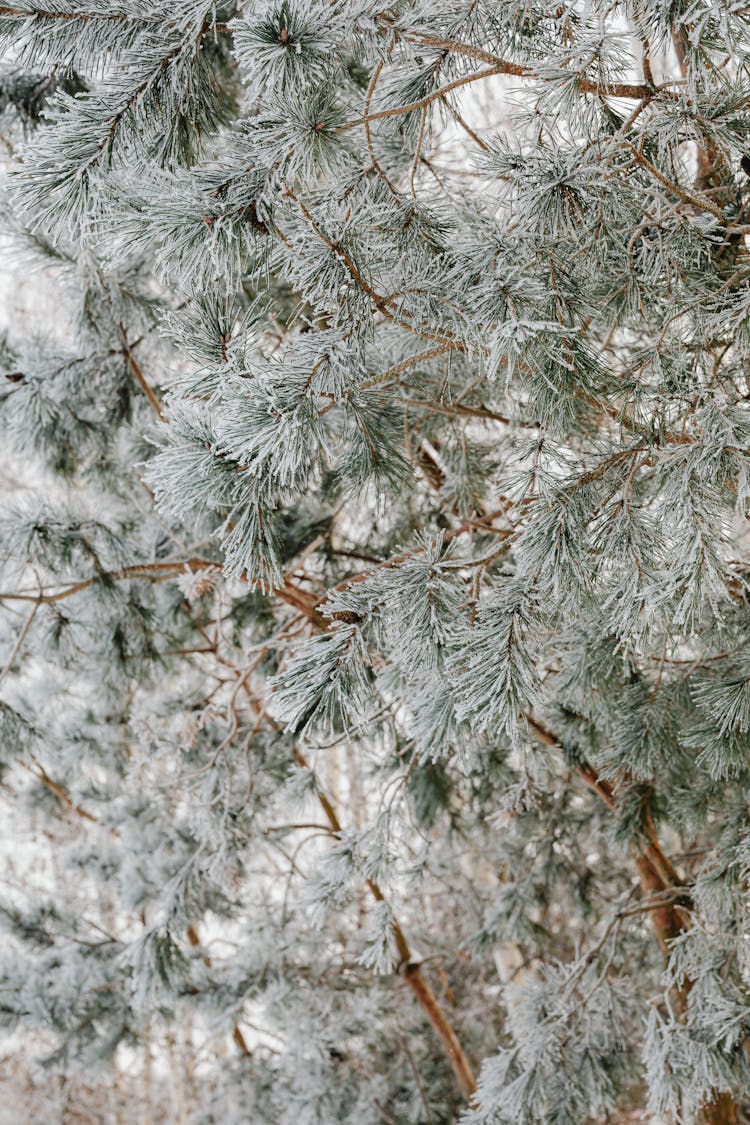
[
  {"xmin": 401, "ymin": 33, "xmax": 661, "ymax": 100},
  {"xmin": 338, "ymin": 65, "xmax": 510, "ymax": 131},
  {"xmin": 11, "ymin": 758, "xmax": 254, "ymax": 1061},
  {"xmin": 525, "ymin": 716, "xmax": 688, "ymax": 946},
  {"xmin": 622, "ymin": 141, "xmax": 726, "ymax": 223},
  {"xmin": 292, "ymin": 748, "xmax": 477, "ymax": 1098},
  {"xmin": 524, "ymin": 714, "xmax": 744, "ymax": 1123},
  {"xmin": 119, "ymin": 326, "xmax": 164, "ymax": 419}
]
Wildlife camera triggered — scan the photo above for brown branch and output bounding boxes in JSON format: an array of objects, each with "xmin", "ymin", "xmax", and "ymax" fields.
[
  {"xmin": 186, "ymin": 925, "xmax": 251, "ymax": 1056},
  {"xmin": 314, "ymin": 504, "xmax": 513, "ymax": 615},
  {"xmin": 119, "ymin": 326, "xmax": 165, "ymax": 420},
  {"xmin": 398, "ymin": 398, "xmax": 513, "ymax": 425},
  {"xmin": 338, "ymin": 65, "xmax": 508, "ymax": 131},
  {"xmin": 362, "ymin": 56, "xmax": 401, "ymax": 198},
  {"xmin": 0, "ymin": 558, "xmax": 218, "ymax": 604},
  {"xmin": 287, "ymin": 189, "xmax": 464, "ymax": 349},
  {"xmin": 524, "ymin": 716, "xmax": 617, "ymax": 809},
  {"xmin": 289, "ymin": 192, "xmax": 385, "ymax": 305},
  {"xmin": 440, "ymin": 94, "xmax": 490, "ymax": 152},
  {"xmin": 631, "ymin": 853, "xmax": 687, "ymax": 956},
  {"xmin": 341, "ymin": 345, "xmax": 454, "ymax": 399},
  {"xmin": 405, "ymin": 33, "xmax": 666, "ymax": 100},
  {"xmin": 17, "ymin": 758, "xmax": 100, "ymax": 823},
  {"xmin": 318, "ymin": 345, "xmax": 453, "ymax": 416},
  {"xmin": 402, "ymin": 35, "xmax": 527, "ymax": 71},
  {"xmin": 0, "ymin": 559, "xmax": 325, "ymax": 634},
  {"xmin": 525, "ymin": 717, "xmax": 742, "ymax": 1125},
  {"xmin": 622, "ymin": 141, "xmax": 726, "ymax": 221},
  {"xmin": 524, "ymin": 715, "xmax": 742, "ymax": 1120},
  {"xmin": 524, "ymin": 716, "xmax": 690, "ymax": 957},
  {"xmin": 641, "ymin": 38, "xmax": 655, "ymax": 91},
  {"xmin": 292, "ymin": 748, "xmax": 476, "ymax": 1097},
  {"xmin": 410, "ymin": 105, "xmax": 429, "ymax": 194}
]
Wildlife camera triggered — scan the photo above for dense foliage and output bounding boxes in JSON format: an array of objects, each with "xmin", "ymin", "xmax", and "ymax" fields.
[{"xmin": 2, "ymin": 1, "xmax": 750, "ymax": 1121}]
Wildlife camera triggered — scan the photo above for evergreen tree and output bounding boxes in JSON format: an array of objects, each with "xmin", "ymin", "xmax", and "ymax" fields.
[{"xmin": 2, "ymin": 1, "xmax": 750, "ymax": 1121}]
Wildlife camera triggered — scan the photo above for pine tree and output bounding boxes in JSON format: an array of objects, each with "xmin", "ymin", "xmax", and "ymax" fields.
[{"xmin": 2, "ymin": 1, "xmax": 750, "ymax": 1121}]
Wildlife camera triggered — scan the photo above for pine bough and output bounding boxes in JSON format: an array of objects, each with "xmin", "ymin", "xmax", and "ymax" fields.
[{"xmin": 1, "ymin": 1, "xmax": 750, "ymax": 1122}]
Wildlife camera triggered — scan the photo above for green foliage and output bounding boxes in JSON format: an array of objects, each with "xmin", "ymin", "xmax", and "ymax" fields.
[{"xmin": 2, "ymin": 0, "xmax": 750, "ymax": 1121}]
